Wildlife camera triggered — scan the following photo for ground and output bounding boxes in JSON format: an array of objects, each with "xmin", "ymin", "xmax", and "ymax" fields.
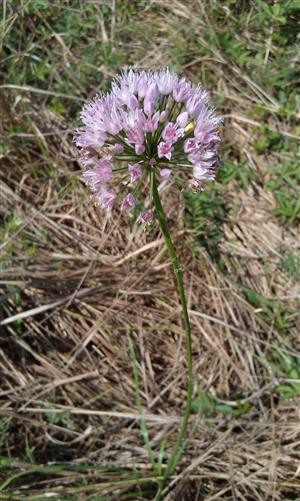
[{"xmin": 0, "ymin": 1, "xmax": 300, "ymax": 500}]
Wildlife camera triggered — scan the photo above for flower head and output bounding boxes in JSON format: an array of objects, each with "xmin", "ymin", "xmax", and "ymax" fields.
[{"xmin": 75, "ymin": 68, "xmax": 221, "ymax": 220}]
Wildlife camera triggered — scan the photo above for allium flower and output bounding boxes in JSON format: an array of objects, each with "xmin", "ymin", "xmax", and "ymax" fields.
[
  {"xmin": 98, "ymin": 189, "xmax": 116, "ymax": 209},
  {"xmin": 138, "ymin": 210, "xmax": 154, "ymax": 225},
  {"xmin": 162, "ymin": 123, "xmax": 184, "ymax": 143},
  {"xmin": 128, "ymin": 163, "xmax": 143, "ymax": 182},
  {"xmin": 121, "ymin": 193, "xmax": 136, "ymax": 210},
  {"xmin": 160, "ymin": 168, "xmax": 172, "ymax": 178},
  {"xmin": 75, "ymin": 68, "xmax": 221, "ymax": 216},
  {"xmin": 75, "ymin": 70, "xmax": 222, "ymax": 483},
  {"xmin": 157, "ymin": 141, "xmax": 174, "ymax": 160}
]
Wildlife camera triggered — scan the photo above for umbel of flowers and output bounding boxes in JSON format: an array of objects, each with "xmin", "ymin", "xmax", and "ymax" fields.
[{"xmin": 75, "ymin": 69, "xmax": 220, "ymax": 222}]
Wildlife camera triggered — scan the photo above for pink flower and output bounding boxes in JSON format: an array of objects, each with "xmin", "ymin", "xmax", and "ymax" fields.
[
  {"xmin": 186, "ymin": 91, "xmax": 208, "ymax": 118},
  {"xmin": 75, "ymin": 129, "xmax": 106, "ymax": 149},
  {"xmin": 82, "ymin": 160, "xmax": 113, "ymax": 186},
  {"xmin": 124, "ymin": 108, "xmax": 146, "ymax": 130},
  {"xmin": 127, "ymin": 94, "xmax": 139, "ymax": 110},
  {"xmin": 127, "ymin": 127, "xmax": 144, "ymax": 146},
  {"xmin": 162, "ymin": 122, "xmax": 184, "ymax": 144},
  {"xmin": 157, "ymin": 141, "xmax": 174, "ymax": 160},
  {"xmin": 144, "ymin": 100, "xmax": 155, "ymax": 118},
  {"xmin": 98, "ymin": 189, "xmax": 116, "ymax": 208},
  {"xmin": 135, "ymin": 144, "xmax": 145, "ymax": 155},
  {"xmin": 128, "ymin": 163, "xmax": 143, "ymax": 182},
  {"xmin": 97, "ymin": 160, "xmax": 113, "ymax": 182},
  {"xmin": 114, "ymin": 69, "xmax": 139, "ymax": 96},
  {"xmin": 82, "ymin": 168, "xmax": 102, "ymax": 186},
  {"xmin": 194, "ymin": 120, "xmax": 221, "ymax": 143},
  {"xmin": 112, "ymin": 143, "xmax": 124, "ymax": 155},
  {"xmin": 173, "ymin": 78, "xmax": 192, "ymax": 102},
  {"xmin": 156, "ymin": 69, "xmax": 178, "ymax": 95},
  {"xmin": 104, "ymin": 109, "xmax": 123, "ymax": 135},
  {"xmin": 144, "ymin": 112, "xmax": 160, "ymax": 133},
  {"xmin": 193, "ymin": 164, "xmax": 215, "ymax": 181},
  {"xmin": 144, "ymin": 82, "xmax": 159, "ymax": 116},
  {"xmin": 176, "ymin": 111, "xmax": 189, "ymax": 128},
  {"xmin": 138, "ymin": 210, "xmax": 154, "ymax": 224},
  {"xmin": 137, "ymin": 71, "xmax": 149, "ymax": 99},
  {"xmin": 160, "ymin": 168, "xmax": 172, "ymax": 178},
  {"xmin": 184, "ymin": 138, "xmax": 199, "ymax": 154},
  {"xmin": 75, "ymin": 69, "xmax": 221, "ymax": 219},
  {"xmin": 112, "ymin": 73, "xmax": 140, "ymax": 109},
  {"xmin": 121, "ymin": 193, "xmax": 136, "ymax": 210}
]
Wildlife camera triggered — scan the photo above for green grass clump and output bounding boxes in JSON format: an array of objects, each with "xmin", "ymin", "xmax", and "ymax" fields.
[{"xmin": 267, "ymin": 156, "xmax": 300, "ymax": 225}]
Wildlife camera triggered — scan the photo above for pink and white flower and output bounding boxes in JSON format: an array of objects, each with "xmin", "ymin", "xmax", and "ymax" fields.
[
  {"xmin": 176, "ymin": 111, "xmax": 189, "ymax": 128},
  {"xmin": 126, "ymin": 127, "xmax": 144, "ymax": 146},
  {"xmin": 112, "ymin": 143, "xmax": 124, "ymax": 155},
  {"xmin": 173, "ymin": 79, "xmax": 192, "ymax": 102},
  {"xmin": 157, "ymin": 141, "xmax": 174, "ymax": 160},
  {"xmin": 128, "ymin": 163, "xmax": 143, "ymax": 182},
  {"xmin": 121, "ymin": 193, "xmax": 136, "ymax": 210},
  {"xmin": 138, "ymin": 210, "xmax": 154, "ymax": 224},
  {"xmin": 144, "ymin": 112, "xmax": 160, "ymax": 133},
  {"xmin": 184, "ymin": 138, "xmax": 200, "ymax": 154},
  {"xmin": 144, "ymin": 82, "xmax": 159, "ymax": 116},
  {"xmin": 75, "ymin": 68, "xmax": 221, "ymax": 221},
  {"xmin": 156, "ymin": 69, "xmax": 178, "ymax": 95},
  {"xmin": 160, "ymin": 168, "xmax": 172, "ymax": 178},
  {"xmin": 162, "ymin": 122, "xmax": 184, "ymax": 144},
  {"xmin": 135, "ymin": 144, "xmax": 145, "ymax": 155},
  {"xmin": 82, "ymin": 160, "xmax": 113, "ymax": 186},
  {"xmin": 98, "ymin": 189, "xmax": 116, "ymax": 208}
]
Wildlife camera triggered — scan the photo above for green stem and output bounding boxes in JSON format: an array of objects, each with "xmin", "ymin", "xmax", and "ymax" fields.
[
  {"xmin": 127, "ymin": 334, "xmax": 157, "ymax": 472},
  {"xmin": 150, "ymin": 170, "xmax": 193, "ymax": 499}
]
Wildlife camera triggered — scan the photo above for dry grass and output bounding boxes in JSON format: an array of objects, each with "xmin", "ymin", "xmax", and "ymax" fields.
[{"xmin": 1, "ymin": 1, "xmax": 300, "ymax": 500}]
